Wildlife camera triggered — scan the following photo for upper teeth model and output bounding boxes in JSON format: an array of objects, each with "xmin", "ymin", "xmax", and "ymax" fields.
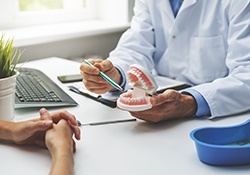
[{"xmin": 117, "ymin": 64, "xmax": 158, "ymax": 111}]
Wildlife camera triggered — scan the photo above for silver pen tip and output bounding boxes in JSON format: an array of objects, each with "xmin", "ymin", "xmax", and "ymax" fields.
[{"xmin": 116, "ymin": 85, "xmax": 124, "ymax": 92}]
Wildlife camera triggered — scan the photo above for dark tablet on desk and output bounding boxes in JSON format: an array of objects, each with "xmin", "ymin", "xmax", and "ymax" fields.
[
  {"xmin": 154, "ymin": 76, "xmax": 191, "ymax": 94},
  {"xmin": 156, "ymin": 84, "xmax": 191, "ymax": 94}
]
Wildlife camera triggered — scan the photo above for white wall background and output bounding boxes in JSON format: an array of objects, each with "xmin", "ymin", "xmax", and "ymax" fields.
[{"xmin": 18, "ymin": 30, "xmax": 125, "ymax": 63}]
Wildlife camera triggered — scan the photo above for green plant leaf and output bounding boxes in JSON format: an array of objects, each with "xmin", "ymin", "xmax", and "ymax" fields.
[{"xmin": 0, "ymin": 33, "xmax": 25, "ymax": 79}]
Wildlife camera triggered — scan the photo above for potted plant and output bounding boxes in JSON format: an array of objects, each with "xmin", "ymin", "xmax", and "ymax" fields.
[{"xmin": 0, "ymin": 33, "xmax": 24, "ymax": 121}]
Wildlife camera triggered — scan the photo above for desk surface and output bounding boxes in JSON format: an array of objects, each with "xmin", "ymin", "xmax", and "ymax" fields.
[{"xmin": 1, "ymin": 57, "xmax": 250, "ymax": 175}]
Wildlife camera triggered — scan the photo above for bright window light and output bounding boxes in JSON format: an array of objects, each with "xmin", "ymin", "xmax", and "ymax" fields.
[
  {"xmin": 18, "ymin": 0, "xmax": 87, "ymax": 11},
  {"xmin": 19, "ymin": 0, "xmax": 64, "ymax": 11},
  {"xmin": 0, "ymin": 0, "xmax": 132, "ymax": 30},
  {"xmin": 0, "ymin": 0, "xmax": 95, "ymax": 29}
]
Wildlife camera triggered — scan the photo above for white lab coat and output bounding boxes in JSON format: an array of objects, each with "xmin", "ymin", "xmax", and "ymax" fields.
[{"xmin": 108, "ymin": 0, "xmax": 250, "ymax": 118}]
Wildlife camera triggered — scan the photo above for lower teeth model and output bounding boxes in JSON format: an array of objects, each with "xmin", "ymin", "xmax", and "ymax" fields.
[{"xmin": 117, "ymin": 64, "xmax": 158, "ymax": 111}]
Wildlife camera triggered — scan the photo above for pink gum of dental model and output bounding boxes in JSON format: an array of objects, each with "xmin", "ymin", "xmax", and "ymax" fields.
[{"xmin": 117, "ymin": 64, "xmax": 158, "ymax": 111}]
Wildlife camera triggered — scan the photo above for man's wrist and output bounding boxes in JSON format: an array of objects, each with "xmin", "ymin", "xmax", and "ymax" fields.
[
  {"xmin": 181, "ymin": 89, "xmax": 211, "ymax": 117},
  {"xmin": 110, "ymin": 65, "xmax": 126, "ymax": 92},
  {"xmin": 0, "ymin": 121, "xmax": 15, "ymax": 142},
  {"xmin": 181, "ymin": 93, "xmax": 197, "ymax": 117},
  {"xmin": 115, "ymin": 65, "xmax": 126, "ymax": 87},
  {"xmin": 52, "ymin": 146, "xmax": 73, "ymax": 159}
]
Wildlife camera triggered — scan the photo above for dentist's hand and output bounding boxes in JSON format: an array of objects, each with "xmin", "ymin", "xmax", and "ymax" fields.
[
  {"xmin": 80, "ymin": 59, "xmax": 122, "ymax": 94},
  {"xmin": 129, "ymin": 89, "xmax": 197, "ymax": 123}
]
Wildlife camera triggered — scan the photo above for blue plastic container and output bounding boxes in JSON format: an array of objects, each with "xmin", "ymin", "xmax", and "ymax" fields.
[{"xmin": 190, "ymin": 120, "xmax": 250, "ymax": 165}]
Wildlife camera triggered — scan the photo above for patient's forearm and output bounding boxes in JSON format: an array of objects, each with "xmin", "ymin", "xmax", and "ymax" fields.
[
  {"xmin": 0, "ymin": 121, "xmax": 14, "ymax": 142},
  {"xmin": 49, "ymin": 148, "xmax": 74, "ymax": 175}
]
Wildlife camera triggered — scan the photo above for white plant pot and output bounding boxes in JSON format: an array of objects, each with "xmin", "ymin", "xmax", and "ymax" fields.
[{"xmin": 0, "ymin": 71, "xmax": 19, "ymax": 121}]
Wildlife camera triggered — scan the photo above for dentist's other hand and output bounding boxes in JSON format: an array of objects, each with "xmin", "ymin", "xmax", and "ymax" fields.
[{"xmin": 129, "ymin": 89, "xmax": 197, "ymax": 123}]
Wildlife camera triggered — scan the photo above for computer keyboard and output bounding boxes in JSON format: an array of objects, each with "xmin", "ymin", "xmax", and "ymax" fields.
[{"xmin": 15, "ymin": 67, "xmax": 78, "ymax": 108}]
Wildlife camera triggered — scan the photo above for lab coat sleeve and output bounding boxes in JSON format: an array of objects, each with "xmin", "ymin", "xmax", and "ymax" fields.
[
  {"xmin": 191, "ymin": 1, "xmax": 250, "ymax": 118},
  {"xmin": 107, "ymin": 0, "xmax": 156, "ymax": 86}
]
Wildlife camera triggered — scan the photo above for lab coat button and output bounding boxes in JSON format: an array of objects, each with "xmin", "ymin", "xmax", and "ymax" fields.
[{"xmin": 172, "ymin": 35, "xmax": 176, "ymax": 39}]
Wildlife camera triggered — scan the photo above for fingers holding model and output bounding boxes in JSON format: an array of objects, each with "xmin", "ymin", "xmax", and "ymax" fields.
[
  {"xmin": 80, "ymin": 59, "xmax": 122, "ymax": 94},
  {"xmin": 129, "ymin": 89, "xmax": 197, "ymax": 123}
]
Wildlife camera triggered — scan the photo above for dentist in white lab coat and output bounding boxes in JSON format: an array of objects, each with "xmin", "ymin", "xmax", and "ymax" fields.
[{"xmin": 80, "ymin": 0, "xmax": 250, "ymax": 122}]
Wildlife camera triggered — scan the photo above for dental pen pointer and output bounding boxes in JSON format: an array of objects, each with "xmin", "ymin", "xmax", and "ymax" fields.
[{"xmin": 84, "ymin": 59, "xmax": 123, "ymax": 92}]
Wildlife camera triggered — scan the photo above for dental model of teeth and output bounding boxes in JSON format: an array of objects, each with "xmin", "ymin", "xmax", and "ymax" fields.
[{"xmin": 117, "ymin": 64, "xmax": 158, "ymax": 111}]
